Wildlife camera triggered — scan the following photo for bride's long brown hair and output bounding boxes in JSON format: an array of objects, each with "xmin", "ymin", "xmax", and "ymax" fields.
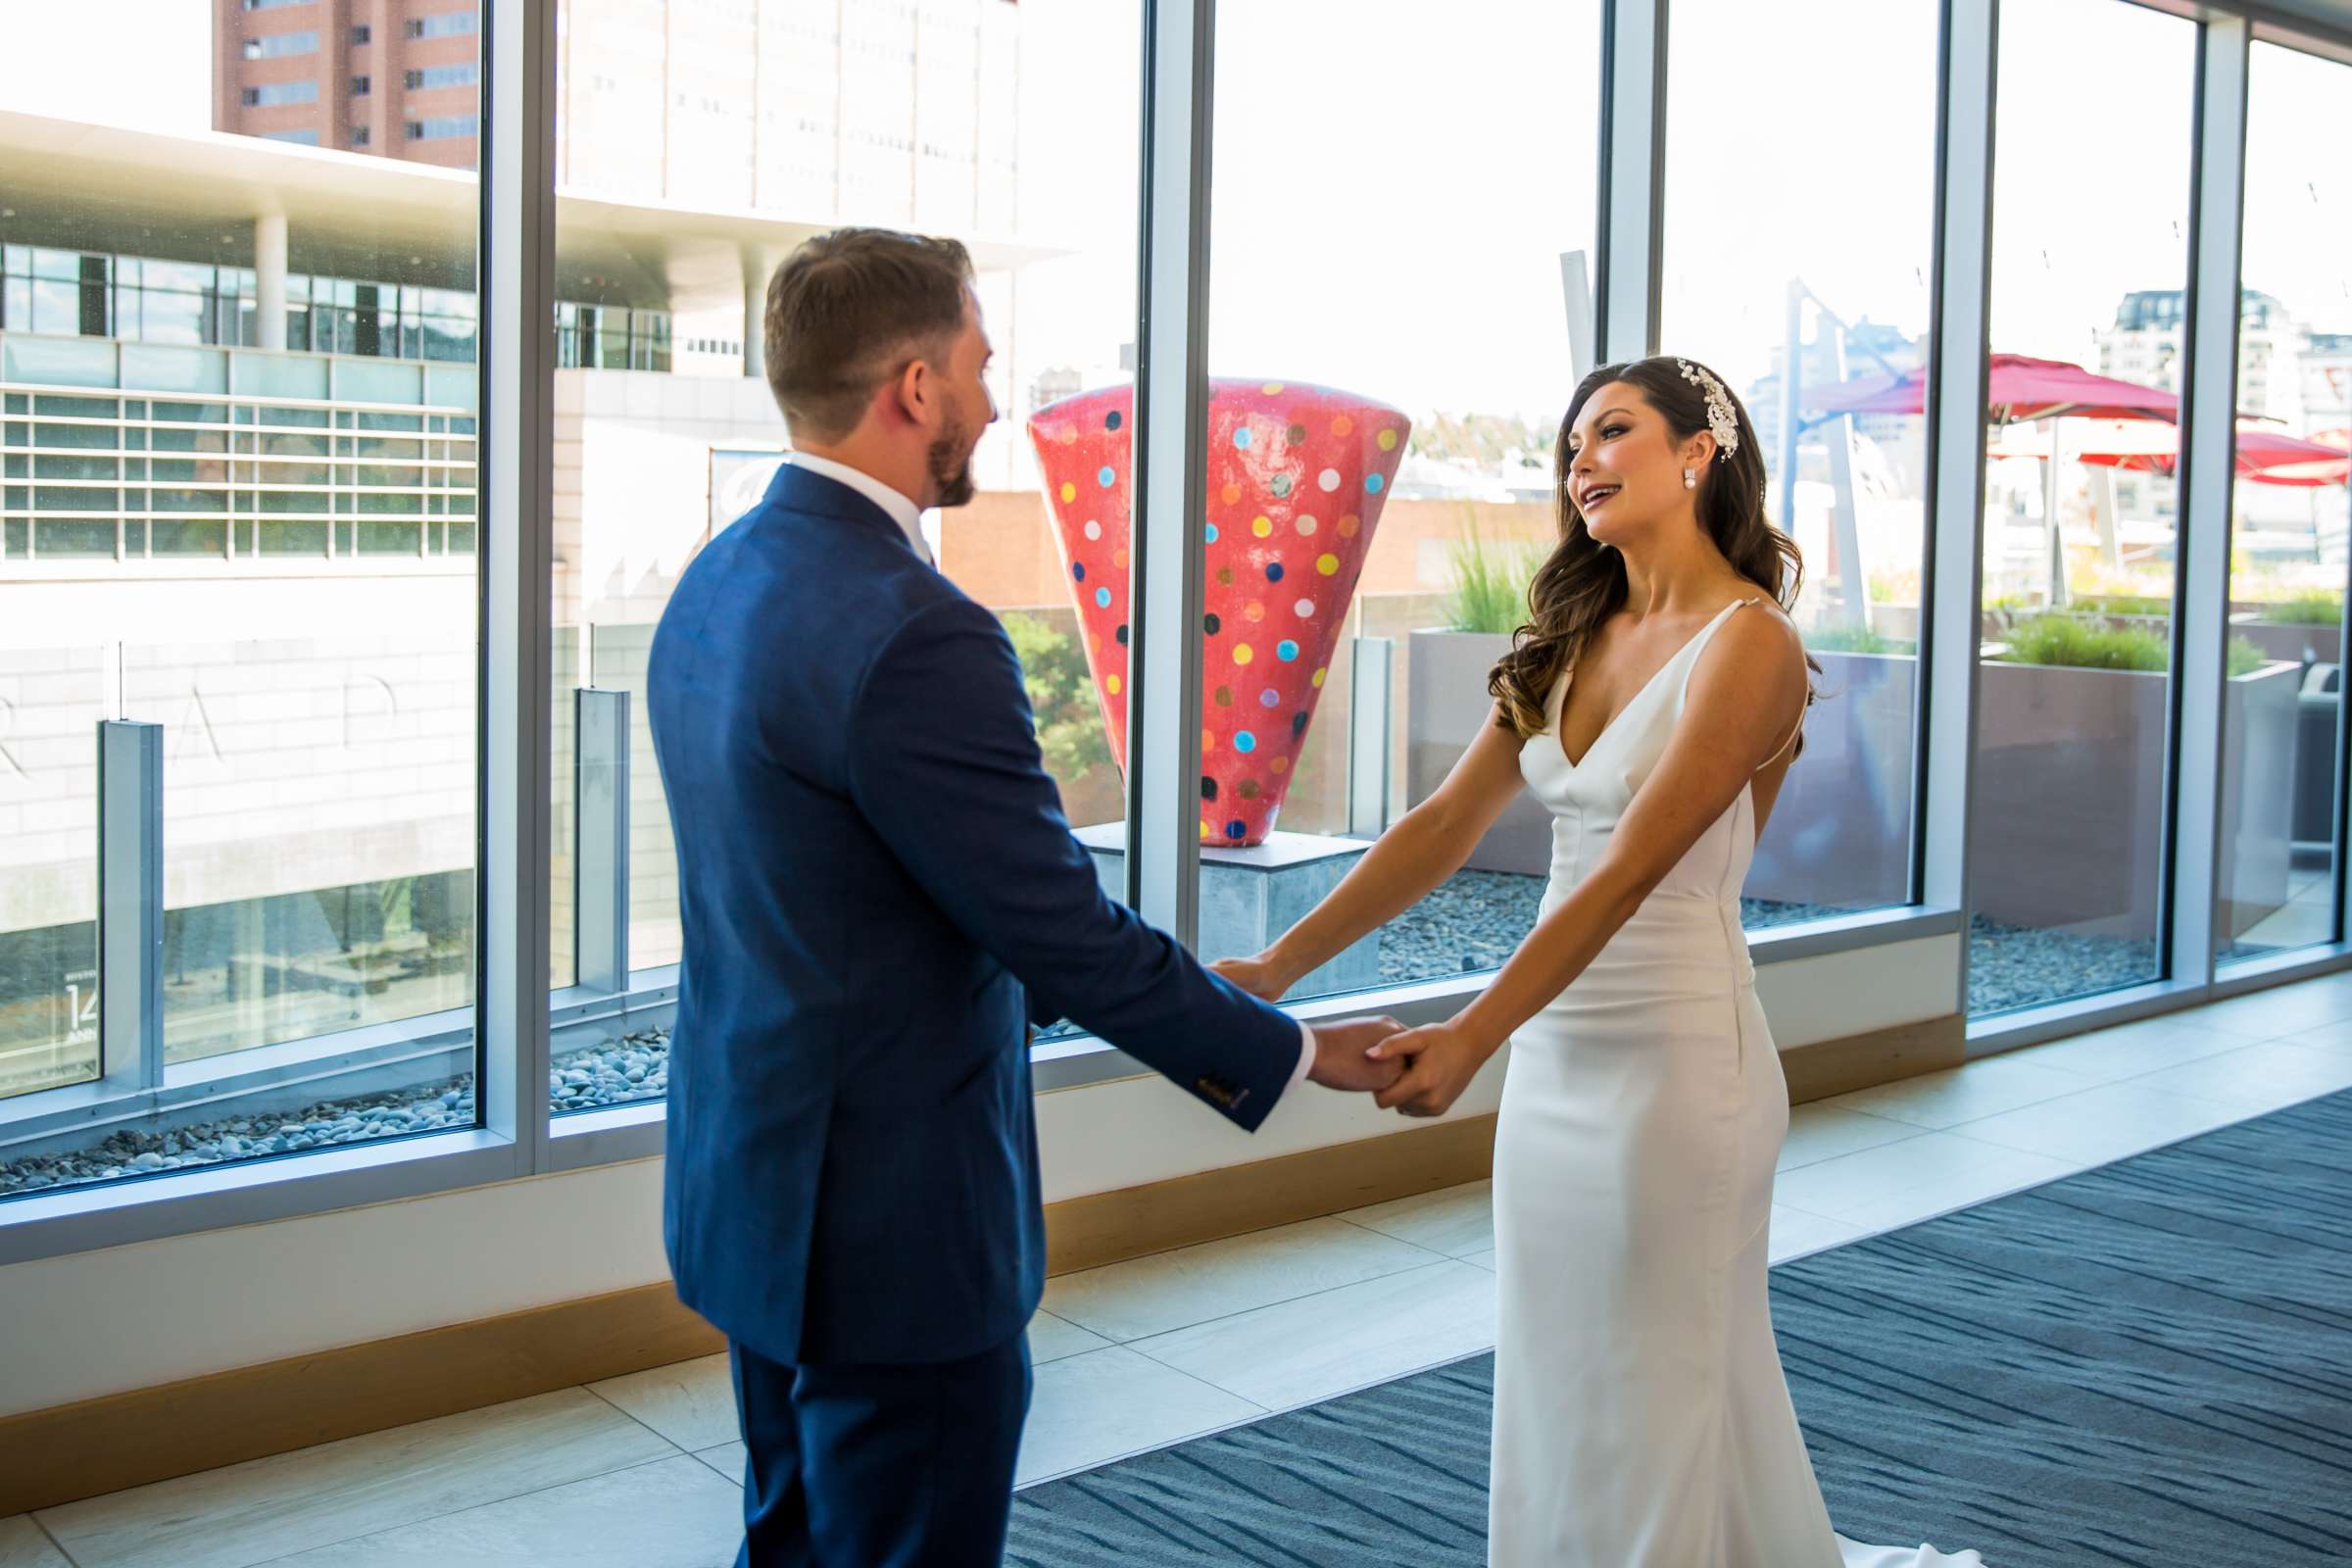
[{"xmin": 1490, "ymin": 357, "xmax": 1811, "ymax": 749}]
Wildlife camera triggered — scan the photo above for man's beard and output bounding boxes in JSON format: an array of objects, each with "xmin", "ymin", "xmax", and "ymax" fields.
[{"xmin": 927, "ymin": 400, "xmax": 978, "ymax": 509}]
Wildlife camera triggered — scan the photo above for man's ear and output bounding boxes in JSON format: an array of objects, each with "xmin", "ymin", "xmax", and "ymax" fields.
[{"xmin": 883, "ymin": 358, "xmax": 926, "ymax": 428}]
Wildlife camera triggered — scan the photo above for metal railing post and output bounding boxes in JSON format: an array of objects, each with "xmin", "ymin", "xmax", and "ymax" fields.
[
  {"xmin": 574, "ymin": 686, "xmax": 631, "ymax": 996},
  {"xmin": 98, "ymin": 718, "xmax": 165, "ymax": 1091}
]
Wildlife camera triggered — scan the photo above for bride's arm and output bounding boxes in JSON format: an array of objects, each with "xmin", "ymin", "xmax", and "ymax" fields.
[
  {"xmin": 1373, "ymin": 608, "xmax": 1808, "ymax": 1114},
  {"xmin": 1216, "ymin": 702, "xmax": 1534, "ymax": 999}
]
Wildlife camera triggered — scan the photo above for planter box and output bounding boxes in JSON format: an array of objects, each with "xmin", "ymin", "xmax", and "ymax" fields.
[
  {"xmin": 2232, "ymin": 617, "xmax": 2341, "ymax": 668},
  {"xmin": 1868, "ymin": 603, "xmax": 1920, "ymax": 643},
  {"xmin": 1404, "ymin": 630, "xmax": 1554, "ymax": 874},
  {"xmin": 1974, "ymin": 658, "xmax": 2297, "ymax": 940},
  {"xmin": 1746, "ymin": 652, "xmax": 1916, "ymax": 911}
]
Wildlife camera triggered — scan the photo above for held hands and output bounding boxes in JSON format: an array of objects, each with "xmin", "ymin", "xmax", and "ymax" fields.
[
  {"xmin": 1306, "ymin": 1014, "xmax": 1409, "ymax": 1094},
  {"xmin": 1367, "ymin": 1020, "xmax": 1493, "ymax": 1117},
  {"xmin": 1215, "ymin": 949, "xmax": 1492, "ymax": 1112}
]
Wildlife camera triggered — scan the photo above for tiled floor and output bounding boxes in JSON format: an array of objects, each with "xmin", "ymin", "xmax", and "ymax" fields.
[{"xmin": 10, "ymin": 972, "xmax": 2352, "ymax": 1567}]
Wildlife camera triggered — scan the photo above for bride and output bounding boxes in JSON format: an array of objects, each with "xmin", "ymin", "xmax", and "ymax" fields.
[{"xmin": 1213, "ymin": 357, "xmax": 1982, "ymax": 1566}]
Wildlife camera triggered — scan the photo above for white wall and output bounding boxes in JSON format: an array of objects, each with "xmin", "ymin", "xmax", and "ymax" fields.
[{"xmin": 0, "ymin": 930, "xmax": 1959, "ymax": 1418}]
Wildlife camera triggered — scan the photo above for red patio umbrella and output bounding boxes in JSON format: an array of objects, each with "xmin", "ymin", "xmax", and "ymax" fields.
[
  {"xmin": 1808, "ymin": 354, "xmax": 2193, "ymax": 606},
  {"xmin": 1990, "ymin": 419, "xmax": 2350, "ymax": 487},
  {"xmin": 1805, "ymin": 353, "xmax": 2183, "ymax": 424},
  {"xmin": 2090, "ymin": 426, "xmax": 2348, "ymax": 487}
]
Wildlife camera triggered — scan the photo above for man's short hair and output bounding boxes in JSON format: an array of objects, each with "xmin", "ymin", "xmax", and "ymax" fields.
[{"xmin": 763, "ymin": 228, "xmax": 974, "ymax": 442}]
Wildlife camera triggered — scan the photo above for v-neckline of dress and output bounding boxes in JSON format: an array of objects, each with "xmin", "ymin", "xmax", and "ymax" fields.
[{"xmin": 1554, "ymin": 600, "xmax": 1750, "ymax": 771}]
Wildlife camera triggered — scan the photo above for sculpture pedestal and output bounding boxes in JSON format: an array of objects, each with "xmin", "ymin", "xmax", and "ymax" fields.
[{"xmin": 1073, "ymin": 824, "xmax": 1383, "ymax": 998}]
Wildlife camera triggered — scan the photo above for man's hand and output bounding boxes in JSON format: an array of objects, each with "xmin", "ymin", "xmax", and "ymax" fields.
[
  {"xmin": 1210, "ymin": 953, "xmax": 1294, "ymax": 1004},
  {"xmin": 1369, "ymin": 1021, "xmax": 1492, "ymax": 1117},
  {"xmin": 1306, "ymin": 1014, "xmax": 1408, "ymax": 1093}
]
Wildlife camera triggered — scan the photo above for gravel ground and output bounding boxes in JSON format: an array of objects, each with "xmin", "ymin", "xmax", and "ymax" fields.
[
  {"xmin": 0, "ymin": 1031, "xmax": 667, "ymax": 1198},
  {"xmin": 1968, "ymin": 916, "xmax": 2157, "ymax": 1017},
  {"xmin": 1375, "ymin": 870, "xmax": 1837, "ymax": 984}
]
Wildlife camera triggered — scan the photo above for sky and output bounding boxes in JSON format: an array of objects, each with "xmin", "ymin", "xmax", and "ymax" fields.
[
  {"xmin": 4, "ymin": 0, "xmax": 2345, "ymax": 427},
  {"xmin": 0, "ymin": 0, "xmax": 210, "ymax": 133}
]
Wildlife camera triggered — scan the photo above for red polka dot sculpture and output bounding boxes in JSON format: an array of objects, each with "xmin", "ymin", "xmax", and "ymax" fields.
[{"xmin": 1027, "ymin": 380, "xmax": 1408, "ymax": 847}]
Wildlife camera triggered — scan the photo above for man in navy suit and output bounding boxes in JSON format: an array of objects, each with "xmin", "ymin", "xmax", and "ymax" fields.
[{"xmin": 648, "ymin": 228, "xmax": 1406, "ymax": 1567}]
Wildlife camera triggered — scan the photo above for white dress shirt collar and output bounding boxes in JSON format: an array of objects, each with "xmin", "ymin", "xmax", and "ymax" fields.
[{"xmin": 784, "ymin": 451, "xmax": 932, "ymax": 564}]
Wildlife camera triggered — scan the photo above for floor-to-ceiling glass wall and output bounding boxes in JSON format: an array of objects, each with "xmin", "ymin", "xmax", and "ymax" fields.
[{"xmin": 1968, "ymin": 0, "xmax": 2198, "ymax": 1017}]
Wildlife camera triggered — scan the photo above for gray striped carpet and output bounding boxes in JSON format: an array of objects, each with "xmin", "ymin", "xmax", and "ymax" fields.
[{"xmin": 1005, "ymin": 1088, "xmax": 2352, "ymax": 1566}]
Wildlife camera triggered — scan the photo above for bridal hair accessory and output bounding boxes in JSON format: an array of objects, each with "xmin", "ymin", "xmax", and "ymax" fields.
[{"xmin": 1677, "ymin": 360, "xmax": 1739, "ymax": 458}]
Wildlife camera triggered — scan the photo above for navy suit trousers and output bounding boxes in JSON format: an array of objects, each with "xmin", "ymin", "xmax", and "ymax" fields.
[{"xmin": 726, "ymin": 1332, "xmax": 1034, "ymax": 1567}]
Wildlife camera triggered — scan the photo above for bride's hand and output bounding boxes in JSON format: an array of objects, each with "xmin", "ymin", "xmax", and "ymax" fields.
[
  {"xmin": 1209, "ymin": 953, "xmax": 1293, "ymax": 1003},
  {"xmin": 1369, "ymin": 1021, "xmax": 1492, "ymax": 1117}
]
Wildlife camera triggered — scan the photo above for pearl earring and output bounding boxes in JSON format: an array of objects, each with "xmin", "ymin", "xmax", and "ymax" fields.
[{"xmin": 1683, "ymin": 468, "xmax": 1696, "ymax": 490}]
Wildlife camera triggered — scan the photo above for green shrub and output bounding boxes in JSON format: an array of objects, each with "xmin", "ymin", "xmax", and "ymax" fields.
[
  {"xmin": 1996, "ymin": 614, "xmax": 2169, "ymax": 671},
  {"xmin": 1001, "ymin": 611, "xmax": 1114, "ymax": 782},
  {"xmin": 2082, "ymin": 594, "xmax": 2173, "ymax": 618},
  {"xmin": 1444, "ymin": 519, "xmax": 1546, "ymax": 636},
  {"xmin": 2262, "ymin": 592, "xmax": 2344, "ymax": 627},
  {"xmin": 1803, "ymin": 622, "xmax": 1916, "ymax": 656},
  {"xmin": 1997, "ymin": 615, "xmax": 2271, "ymax": 679}
]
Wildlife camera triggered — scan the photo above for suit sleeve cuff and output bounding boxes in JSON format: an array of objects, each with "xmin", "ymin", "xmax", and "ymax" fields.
[{"xmin": 1290, "ymin": 1022, "xmax": 1316, "ymax": 1094}]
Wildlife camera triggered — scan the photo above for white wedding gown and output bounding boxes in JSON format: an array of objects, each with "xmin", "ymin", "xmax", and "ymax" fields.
[{"xmin": 1489, "ymin": 599, "xmax": 1983, "ymax": 1567}]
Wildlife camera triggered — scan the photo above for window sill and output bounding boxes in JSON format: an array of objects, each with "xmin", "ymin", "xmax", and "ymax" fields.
[{"xmin": 0, "ymin": 1125, "xmax": 518, "ymax": 1266}]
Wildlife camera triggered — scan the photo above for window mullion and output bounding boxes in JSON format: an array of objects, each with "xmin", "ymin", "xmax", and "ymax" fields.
[
  {"xmin": 1918, "ymin": 0, "xmax": 1999, "ymax": 1020},
  {"xmin": 1128, "ymin": 0, "xmax": 1216, "ymax": 946},
  {"xmin": 479, "ymin": 0, "xmax": 558, "ymax": 1168},
  {"xmin": 2168, "ymin": 13, "xmax": 2251, "ymax": 986}
]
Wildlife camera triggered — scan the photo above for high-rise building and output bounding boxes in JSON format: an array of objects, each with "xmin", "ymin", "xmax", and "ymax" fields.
[
  {"xmin": 214, "ymin": 0, "xmax": 484, "ymax": 167},
  {"xmin": 2097, "ymin": 286, "xmax": 2297, "ymax": 419}
]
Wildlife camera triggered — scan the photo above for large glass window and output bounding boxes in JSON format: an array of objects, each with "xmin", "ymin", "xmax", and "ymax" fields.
[
  {"xmin": 1969, "ymin": 0, "xmax": 2196, "ymax": 1017},
  {"xmin": 408, "ymin": 13, "xmax": 480, "ymax": 40},
  {"xmin": 243, "ymin": 31, "xmax": 320, "ymax": 61},
  {"xmin": 405, "ymin": 116, "xmax": 479, "ymax": 143},
  {"xmin": 1661, "ymin": 0, "xmax": 1937, "ymax": 929},
  {"xmin": 2220, "ymin": 40, "xmax": 2352, "ymax": 964},
  {"xmin": 242, "ymin": 80, "xmax": 321, "ymax": 109},
  {"xmin": 0, "ymin": 7, "xmax": 481, "ymax": 1201},
  {"xmin": 406, "ymin": 63, "xmax": 480, "ymax": 91},
  {"xmin": 545, "ymin": 0, "xmax": 1131, "ymax": 1110},
  {"xmin": 1179, "ymin": 0, "xmax": 1599, "ymax": 1004}
]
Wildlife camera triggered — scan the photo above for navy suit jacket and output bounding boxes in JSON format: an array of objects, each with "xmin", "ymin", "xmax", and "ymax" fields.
[{"xmin": 648, "ymin": 462, "xmax": 1304, "ymax": 1367}]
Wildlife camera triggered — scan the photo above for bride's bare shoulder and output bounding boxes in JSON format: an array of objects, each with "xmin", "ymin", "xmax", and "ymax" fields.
[
  {"xmin": 1697, "ymin": 597, "xmax": 1808, "ymax": 699},
  {"xmin": 1717, "ymin": 593, "xmax": 1802, "ymax": 652}
]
